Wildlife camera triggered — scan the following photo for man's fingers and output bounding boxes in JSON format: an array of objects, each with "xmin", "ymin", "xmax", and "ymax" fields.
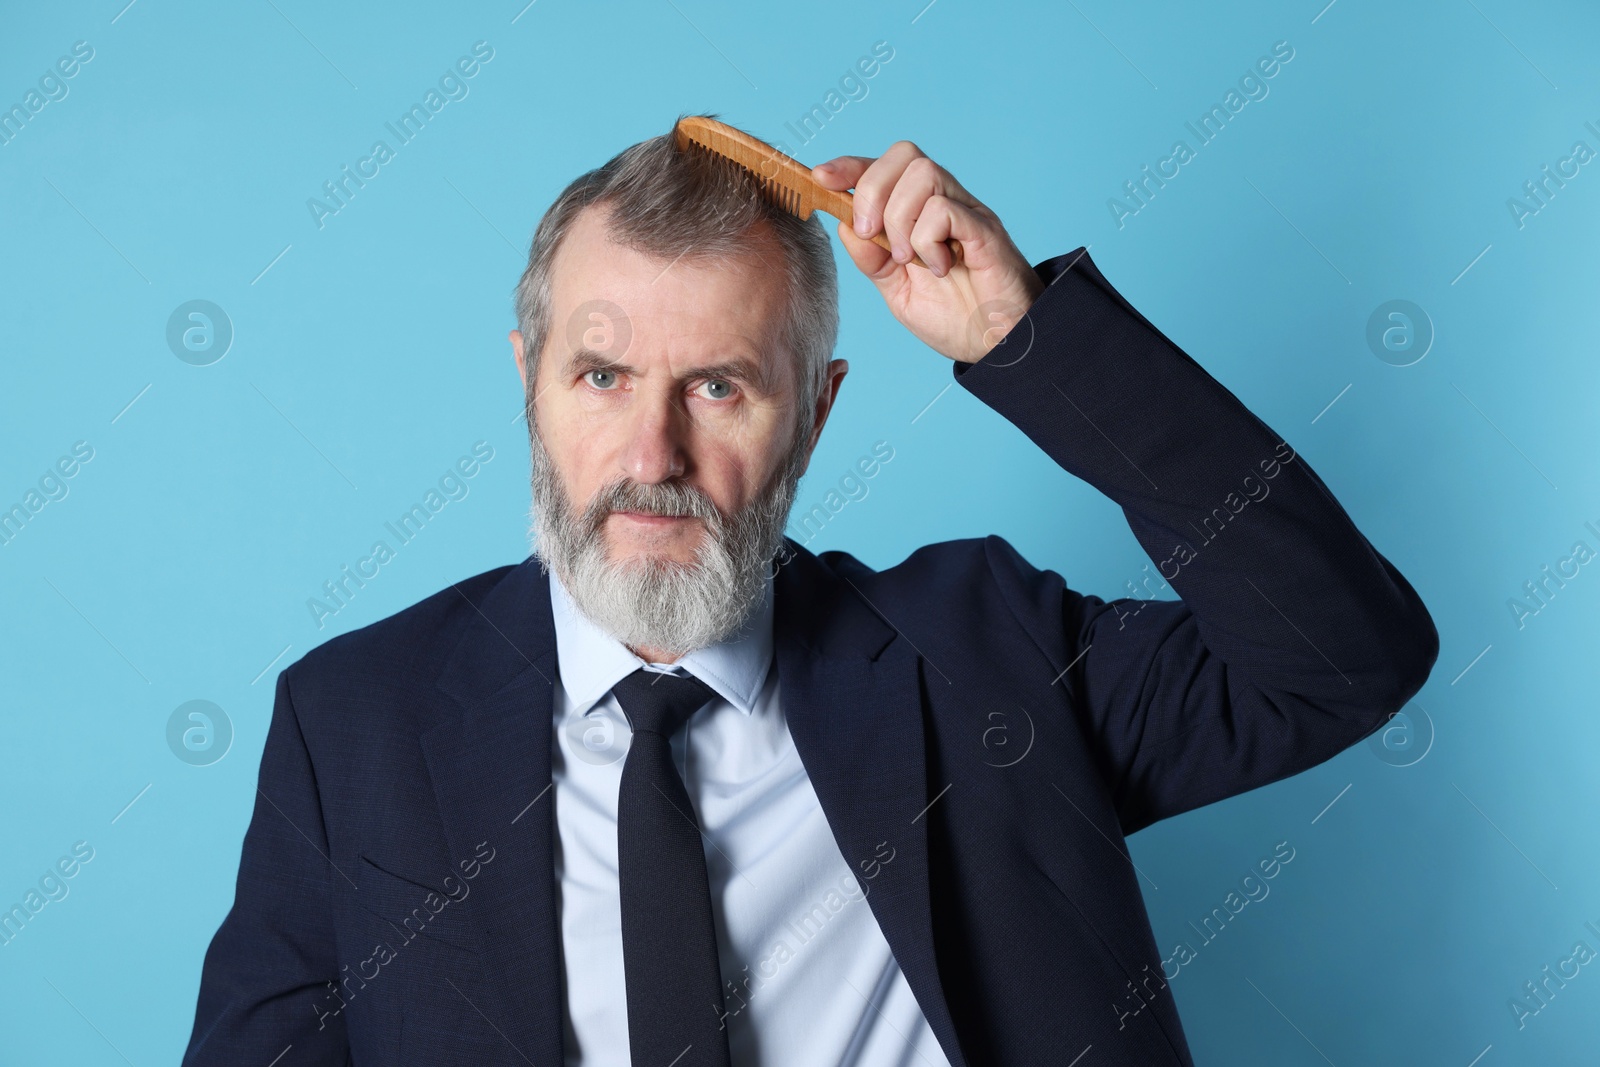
[
  {"xmin": 908, "ymin": 196, "xmax": 958, "ymax": 277},
  {"xmin": 879, "ymin": 155, "xmax": 980, "ymax": 262},
  {"xmin": 909, "ymin": 196, "xmax": 1002, "ymax": 276},
  {"xmin": 849, "ymin": 141, "xmax": 929, "ymax": 239},
  {"xmin": 811, "ymin": 155, "xmax": 873, "ymax": 190},
  {"xmin": 813, "ymin": 155, "xmax": 897, "ymax": 243}
]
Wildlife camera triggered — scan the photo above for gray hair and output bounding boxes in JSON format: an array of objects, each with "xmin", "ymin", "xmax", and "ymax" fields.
[{"xmin": 512, "ymin": 112, "xmax": 839, "ymax": 447}]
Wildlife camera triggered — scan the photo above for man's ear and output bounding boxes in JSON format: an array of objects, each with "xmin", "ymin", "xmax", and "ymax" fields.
[
  {"xmin": 509, "ymin": 329, "xmax": 528, "ymax": 388},
  {"xmin": 803, "ymin": 358, "xmax": 851, "ymax": 461}
]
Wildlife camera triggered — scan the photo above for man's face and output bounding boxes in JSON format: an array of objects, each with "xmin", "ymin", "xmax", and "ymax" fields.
[
  {"xmin": 520, "ymin": 206, "xmax": 807, "ymax": 565},
  {"xmin": 509, "ymin": 205, "xmax": 846, "ymax": 657}
]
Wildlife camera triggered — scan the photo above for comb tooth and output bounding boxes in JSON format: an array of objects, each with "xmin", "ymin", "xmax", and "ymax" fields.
[{"xmin": 683, "ymin": 130, "xmax": 804, "ymax": 215}]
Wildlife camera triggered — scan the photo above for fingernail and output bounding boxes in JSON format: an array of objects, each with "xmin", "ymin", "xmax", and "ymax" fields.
[{"xmin": 855, "ymin": 216, "xmax": 870, "ymax": 236}]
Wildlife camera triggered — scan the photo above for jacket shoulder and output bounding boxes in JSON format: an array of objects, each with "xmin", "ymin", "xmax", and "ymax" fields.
[
  {"xmin": 817, "ymin": 534, "xmax": 1036, "ymax": 609},
  {"xmin": 282, "ymin": 561, "xmax": 520, "ymax": 697},
  {"xmin": 798, "ymin": 536, "xmax": 1091, "ymax": 694}
]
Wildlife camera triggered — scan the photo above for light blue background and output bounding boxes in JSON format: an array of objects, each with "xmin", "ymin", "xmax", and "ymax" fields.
[{"xmin": 2, "ymin": 0, "xmax": 1597, "ymax": 1063}]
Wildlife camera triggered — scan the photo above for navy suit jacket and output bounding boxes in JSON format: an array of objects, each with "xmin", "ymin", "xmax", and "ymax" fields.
[{"xmin": 182, "ymin": 248, "xmax": 1438, "ymax": 1066}]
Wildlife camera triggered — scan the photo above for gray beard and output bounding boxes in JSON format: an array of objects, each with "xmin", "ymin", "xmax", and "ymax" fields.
[{"xmin": 526, "ymin": 419, "xmax": 807, "ymax": 659}]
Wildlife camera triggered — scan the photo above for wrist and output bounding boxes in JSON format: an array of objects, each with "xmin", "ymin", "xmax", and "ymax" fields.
[{"xmin": 967, "ymin": 268, "xmax": 1049, "ymax": 364}]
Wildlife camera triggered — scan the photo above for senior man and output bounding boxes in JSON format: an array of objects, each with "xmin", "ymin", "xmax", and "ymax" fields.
[{"xmin": 182, "ymin": 116, "xmax": 1438, "ymax": 1067}]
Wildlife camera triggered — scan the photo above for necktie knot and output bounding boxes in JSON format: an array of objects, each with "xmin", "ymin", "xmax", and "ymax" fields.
[{"xmin": 611, "ymin": 667, "xmax": 716, "ymax": 739}]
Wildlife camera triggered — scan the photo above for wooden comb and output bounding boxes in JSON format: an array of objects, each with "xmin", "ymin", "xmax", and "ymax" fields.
[{"xmin": 674, "ymin": 115, "xmax": 963, "ymax": 271}]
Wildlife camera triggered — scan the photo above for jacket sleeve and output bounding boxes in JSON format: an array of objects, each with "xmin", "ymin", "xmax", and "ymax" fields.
[
  {"xmin": 953, "ymin": 248, "xmax": 1439, "ymax": 835},
  {"xmin": 182, "ymin": 667, "xmax": 350, "ymax": 1064}
]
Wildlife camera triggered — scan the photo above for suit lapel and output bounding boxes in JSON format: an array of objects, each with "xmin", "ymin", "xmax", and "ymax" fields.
[
  {"xmin": 774, "ymin": 541, "xmax": 970, "ymax": 1067},
  {"xmin": 425, "ymin": 557, "xmax": 564, "ymax": 1067}
]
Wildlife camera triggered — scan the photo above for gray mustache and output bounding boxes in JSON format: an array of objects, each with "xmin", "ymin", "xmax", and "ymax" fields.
[{"xmin": 587, "ymin": 480, "xmax": 724, "ymax": 530}]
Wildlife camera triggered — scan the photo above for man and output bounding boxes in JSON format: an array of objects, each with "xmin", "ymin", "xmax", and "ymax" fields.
[{"xmin": 182, "ymin": 116, "xmax": 1438, "ymax": 1066}]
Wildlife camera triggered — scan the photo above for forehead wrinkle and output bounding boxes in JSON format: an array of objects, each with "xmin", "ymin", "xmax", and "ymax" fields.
[{"xmin": 552, "ymin": 228, "xmax": 795, "ymax": 399}]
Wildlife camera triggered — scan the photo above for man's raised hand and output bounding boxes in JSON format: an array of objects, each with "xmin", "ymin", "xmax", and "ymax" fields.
[{"xmin": 811, "ymin": 141, "xmax": 1046, "ymax": 364}]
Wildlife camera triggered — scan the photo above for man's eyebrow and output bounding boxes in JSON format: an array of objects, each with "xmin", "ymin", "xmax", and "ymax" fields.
[
  {"xmin": 563, "ymin": 348, "xmax": 780, "ymax": 392},
  {"xmin": 564, "ymin": 348, "xmax": 636, "ymax": 377},
  {"xmin": 691, "ymin": 357, "xmax": 776, "ymax": 390}
]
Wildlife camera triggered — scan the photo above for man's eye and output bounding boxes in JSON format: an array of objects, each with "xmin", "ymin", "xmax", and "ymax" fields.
[
  {"xmin": 698, "ymin": 379, "xmax": 734, "ymax": 400},
  {"xmin": 584, "ymin": 369, "xmax": 618, "ymax": 390}
]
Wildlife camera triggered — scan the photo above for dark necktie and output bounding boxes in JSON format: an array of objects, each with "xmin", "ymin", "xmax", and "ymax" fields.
[{"xmin": 612, "ymin": 667, "xmax": 733, "ymax": 1067}]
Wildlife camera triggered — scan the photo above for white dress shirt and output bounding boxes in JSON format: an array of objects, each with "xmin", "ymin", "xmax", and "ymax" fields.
[{"xmin": 548, "ymin": 568, "xmax": 953, "ymax": 1067}]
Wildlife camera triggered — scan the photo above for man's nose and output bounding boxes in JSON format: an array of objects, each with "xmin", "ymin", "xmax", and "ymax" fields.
[{"xmin": 618, "ymin": 386, "xmax": 689, "ymax": 484}]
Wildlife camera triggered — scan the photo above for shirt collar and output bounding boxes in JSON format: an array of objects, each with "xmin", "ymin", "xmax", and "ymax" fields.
[{"xmin": 548, "ymin": 566, "xmax": 774, "ymax": 718}]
